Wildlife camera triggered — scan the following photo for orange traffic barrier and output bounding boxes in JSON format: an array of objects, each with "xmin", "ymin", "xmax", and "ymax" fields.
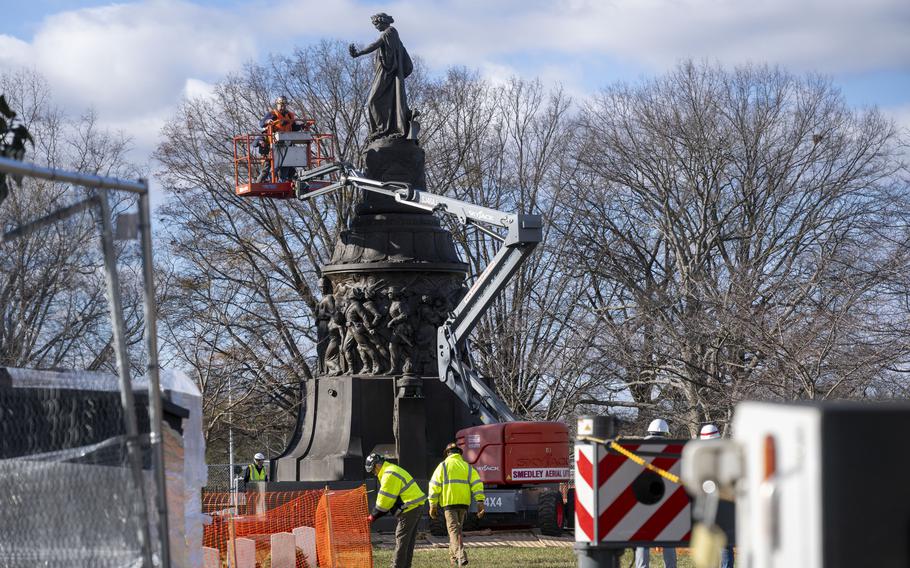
[{"xmin": 202, "ymin": 486, "xmax": 371, "ymax": 567}]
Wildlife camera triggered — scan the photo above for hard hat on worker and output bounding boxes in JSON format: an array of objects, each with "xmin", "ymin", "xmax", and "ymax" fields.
[
  {"xmin": 700, "ymin": 424, "xmax": 721, "ymax": 439},
  {"xmin": 647, "ymin": 418, "xmax": 670, "ymax": 436},
  {"xmin": 254, "ymin": 452, "xmax": 265, "ymax": 462},
  {"xmin": 274, "ymin": 95, "xmax": 288, "ymax": 106},
  {"xmin": 444, "ymin": 442, "xmax": 462, "ymax": 456},
  {"xmin": 364, "ymin": 453, "xmax": 384, "ymax": 473}
]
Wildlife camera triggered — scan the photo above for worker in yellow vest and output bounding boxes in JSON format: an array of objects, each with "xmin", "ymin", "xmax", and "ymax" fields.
[
  {"xmin": 428, "ymin": 442, "xmax": 485, "ymax": 567},
  {"xmin": 243, "ymin": 452, "xmax": 269, "ymax": 483},
  {"xmin": 365, "ymin": 453, "xmax": 426, "ymax": 568},
  {"xmin": 241, "ymin": 452, "xmax": 269, "ymax": 516}
]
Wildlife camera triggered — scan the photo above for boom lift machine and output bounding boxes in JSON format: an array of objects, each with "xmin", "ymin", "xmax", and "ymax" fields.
[{"xmin": 233, "ymin": 147, "xmax": 572, "ymax": 534}]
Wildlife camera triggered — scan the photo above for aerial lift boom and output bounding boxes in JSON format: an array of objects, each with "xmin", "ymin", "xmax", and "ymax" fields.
[{"xmin": 296, "ymin": 161, "xmax": 541, "ymax": 423}]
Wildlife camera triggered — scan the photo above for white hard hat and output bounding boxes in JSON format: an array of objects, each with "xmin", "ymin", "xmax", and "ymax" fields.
[
  {"xmin": 647, "ymin": 419, "xmax": 669, "ymax": 436},
  {"xmin": 254, "ymin": 453, "xmax": 266, "ymax": 461},
  {"xmin": 700, "ymin": 424, "xmax": 720, "ymax": 439}
]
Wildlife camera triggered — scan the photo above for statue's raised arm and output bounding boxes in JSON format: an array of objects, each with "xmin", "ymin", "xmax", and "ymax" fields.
[{"xmin": 349, "ymin": 13, "xmax": 413, "ymax": 141}]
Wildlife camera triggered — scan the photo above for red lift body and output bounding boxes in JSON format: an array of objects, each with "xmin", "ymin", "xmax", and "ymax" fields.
[
  {"xmin": 450, "ymin": 421, "xmax": 571, "ymax": 534},
  {"xmin": 457, "ymin": 421, "xmax": 570, "ymax": 486}
]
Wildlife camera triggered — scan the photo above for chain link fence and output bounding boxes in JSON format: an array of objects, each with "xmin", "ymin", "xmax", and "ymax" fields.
[
  {"xmin": 0, "ymin": 368, "xmax": 160, "ymax": 567},
  {"xmin": 206, "ymin": 464, "xmax": 240, "ymax": 492}
]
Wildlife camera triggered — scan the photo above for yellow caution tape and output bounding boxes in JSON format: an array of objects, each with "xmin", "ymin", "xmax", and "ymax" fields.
[{"xmin": 577, "ymin": 435, "xmax": 681, "ymax": 485}]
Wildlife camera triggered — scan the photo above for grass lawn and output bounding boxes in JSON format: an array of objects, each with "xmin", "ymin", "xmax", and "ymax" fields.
[{"xmin": 372, "ymin": 546, "xmax": 694, "ymax": 567}]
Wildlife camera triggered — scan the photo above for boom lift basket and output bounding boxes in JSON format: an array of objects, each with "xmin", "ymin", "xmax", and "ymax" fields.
[{"xmin": 233, "ymin": 126, "xmax": 335, "ymax": 199}]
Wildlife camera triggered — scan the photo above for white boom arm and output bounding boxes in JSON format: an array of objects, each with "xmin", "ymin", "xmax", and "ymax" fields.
[{"xmin": 296, "ymin": 162, "xmax": 542, "ymax": 423}]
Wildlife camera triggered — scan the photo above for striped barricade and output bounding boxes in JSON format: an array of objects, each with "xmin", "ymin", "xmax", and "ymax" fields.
[{"xmin": 575, "ymin": 439, "xmax": 691, "ymax": 547}]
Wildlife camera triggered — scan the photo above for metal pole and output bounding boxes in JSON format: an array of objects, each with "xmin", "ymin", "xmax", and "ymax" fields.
[
  {"xmin": 227, "ymin": 374, "xmax": 235, "ymax": 568},
  {"xmin": 97, "ymin": 192, "xmax": 155, "ymax": 567},
  {"xmin": 0, "ymin": 155, "xmax": 146, "ymax": 193},
  {"xmin": 138, "ymin": 190, "xmax": 171, "ymax": 568}
]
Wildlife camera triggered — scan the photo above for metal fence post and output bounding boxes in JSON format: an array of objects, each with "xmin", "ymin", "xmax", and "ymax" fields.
[
  {"xmin": 139, "ymin": 188, "xmax": 171, "ymax": 567},
  {"xmin": 97, "ymin": 191, "xmax": 155, "ymax": 567}
]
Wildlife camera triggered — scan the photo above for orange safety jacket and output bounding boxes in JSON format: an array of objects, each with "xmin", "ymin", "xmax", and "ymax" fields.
[{"xmin": 269, "ymin": 108, "xmax": 296, "ymax": 133}]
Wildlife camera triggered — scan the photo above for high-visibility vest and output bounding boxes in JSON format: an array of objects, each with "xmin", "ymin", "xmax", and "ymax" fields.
[
  {"xmin": 249, "ymin": 463, "xmax": 267, "ymax": 481},
  {"xmin": 376, "ymin": 462, "xmax": 426, "ymax": 515},
  {"xmin": 269, "ymin": 108, "xmax": 296, "ymax": 133},
  {"xmin": 428, "ymin": 454, "xmax": 485, "ymax": 507}
]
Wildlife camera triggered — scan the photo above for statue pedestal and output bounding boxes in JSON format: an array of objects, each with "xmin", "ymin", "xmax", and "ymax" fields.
[
  {"xmin": 275, "ymin": 374, "xmax": 475, "ymax": 481},
  {"xmin": 394, "ymin": 375, "xmax": 428, "ymax": 479},
  {"xmin": 363, "ymin": 138, "xmax": 426, "ymax": 190}
]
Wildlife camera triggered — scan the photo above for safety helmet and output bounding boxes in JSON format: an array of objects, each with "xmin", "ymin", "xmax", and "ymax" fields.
[
  {"xmin": 647, "ymin": 419, "xmax": 670, "ymax": 436},
  {"xmin": 444, "ymin": 442, "xmax": 462, "ymax": 456},
  {"xmin": 699, "ymin": 424, "xmax": 720, "ymax": 439},
  {"xmin": 274, "ymin": 95, "xmax": 288, "ymax": 106},
  {"xmin": 254, "ymin": 452, "xmax": 266, "ymax": 461},
  {"xmin": 364, "ymin": 453, "xmax": 384, "ymax": 473}
]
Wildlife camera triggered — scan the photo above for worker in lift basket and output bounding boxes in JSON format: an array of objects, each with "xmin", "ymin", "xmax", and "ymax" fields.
[
  {"xmin": 634, "ymin": 419, "xmax": 677, "ymax": 568},
  {"xmin": 428, "ymin": 442, "xmax": 486, "ymax": 567},
  {"xmin": 365, "ymin": 453, "xmax": 427, "ymax": 568},
  {"xmin": 700, "ymin": 424, "xmax": 735, "ymax": 568},
  {"xmin": 254, "ymin": 95, "xmax": 303, "ymax": 183}
]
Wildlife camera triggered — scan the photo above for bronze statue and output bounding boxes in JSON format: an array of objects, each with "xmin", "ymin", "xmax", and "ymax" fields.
[{"xmin": 349, "ymin": 13, "xmax": 413, "ymax": 141}]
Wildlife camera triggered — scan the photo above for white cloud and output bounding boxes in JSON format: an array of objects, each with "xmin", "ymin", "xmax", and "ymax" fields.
[
  {"xmin": 392, "ymin": 0, "xmax": 910, "ymax": 75},
  {"xmin": 25, "ymin": 0, "xmax": 257, "ymax": 118},
  {"xmin": 182, "ymin": 78, "xmax": 217, "ymax": 101},
  {"xmin": 0, "ymin": 0, "xmax": 906, "ymax": 188}
]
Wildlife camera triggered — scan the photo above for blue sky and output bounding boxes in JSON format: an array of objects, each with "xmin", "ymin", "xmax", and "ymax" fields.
[{"xmin": 1, "ymin": 0, "xmax": 908, "ymax": 182}]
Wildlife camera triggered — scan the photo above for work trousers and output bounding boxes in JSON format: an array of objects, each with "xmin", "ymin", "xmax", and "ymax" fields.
[
  {"xmin": 444, "ymin": 507, "xmax": 469, "ymax": 566},
  {"xmin": 392, "ymin": 506, "xmax": 422, "ymax": 568}
]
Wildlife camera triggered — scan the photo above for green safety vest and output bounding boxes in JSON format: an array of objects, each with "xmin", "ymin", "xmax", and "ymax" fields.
[
  {"xmin": 376, "ymin": 462, "xmax": 426, "ymax": 515},
  {"xmin": 249, "ymin": 463, "xmax": 267, "ymax": 481},
  {"xmin": 428, "ymin": 454, "xmax": 485, "ymax": 507}
]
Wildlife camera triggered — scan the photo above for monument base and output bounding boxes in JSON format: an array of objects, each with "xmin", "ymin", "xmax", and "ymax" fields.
[{"xmin": 274, "ymin": 374, "xmax": 478, "ymax": 481}]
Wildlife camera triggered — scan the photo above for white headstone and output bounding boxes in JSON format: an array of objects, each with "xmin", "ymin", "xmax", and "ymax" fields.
[
  {"xmin": 293, "ymin": 525, "xmax": 317, "ymax": 566},
  {"xmin": 228, "ymin": 537, "xmax": 256, "ymax": 568},
  {"xmin": 270, "ymin": 532, "xmax": 296, "ymax": 568},
  {"xmin": 202, "ymin": 546, "xmax": 220, "ymax": 568}
]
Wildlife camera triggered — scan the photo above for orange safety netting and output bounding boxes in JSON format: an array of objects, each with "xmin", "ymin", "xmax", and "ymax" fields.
[{"xmin": 202, "ymin": 486, "xmax": 372, "ymax": 568}]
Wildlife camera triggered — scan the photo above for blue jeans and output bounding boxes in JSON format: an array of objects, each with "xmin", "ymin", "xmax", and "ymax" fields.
[
  {"xmin": 721, "ymin": 545, "xmax": 734, "ymax": 568},
  {"xmin": 634, "ymin": 547, "xmax": 676, "ymax": 568}
]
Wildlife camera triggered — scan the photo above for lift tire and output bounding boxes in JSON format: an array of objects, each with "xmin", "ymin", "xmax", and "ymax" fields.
[
  {"xmin": 429, "ymin": 511, "xmax": 447, "ymax": 536},
  {"xmin": 537, "ymin": 491, "xmax": 564, "ymax": 536},
  {"xmin": 463, "ymin": 511, "xmax": 481, "ymax": 532},
  {"xmin": 563, "ymin": 488, "xmax": 575, "ymax": 529}
]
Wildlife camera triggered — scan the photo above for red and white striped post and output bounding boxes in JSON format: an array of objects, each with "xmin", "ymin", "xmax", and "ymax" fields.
[{"xmin": 574, "ymin": 415, "xmax": 622, "ymax": 568}]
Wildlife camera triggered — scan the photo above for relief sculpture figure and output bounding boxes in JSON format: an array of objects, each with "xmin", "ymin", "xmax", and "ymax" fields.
[
  {"xmin": 315, "ymin": 278, "xmax": 336, "ymax": 374},
  {"xmin": 415, "ymin": 294, "xmax": 441, "ymax": 375},
  {"xmin": 387, "ymin": 286, "xmax": 415, "ymax": 374},
  {"xmin": 343, "ymin": 288, "xmax": 382, "ymax": 375},
  {"xmin": 325, "ymin": 307, "xmax": 345, "ymax": 376}
]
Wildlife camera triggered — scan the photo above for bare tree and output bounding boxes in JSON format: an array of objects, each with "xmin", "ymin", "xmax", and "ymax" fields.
[
  {"xmin": 0, "ymin": 69, "xmax": 144, "ymax": 372},
  {"xmin": 154, "ymin": 43, "xmax": 374, "ymax": 458},
  {"xmin": 568, "ymin": 61, "xmax": 908, "ymax": 435}
]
